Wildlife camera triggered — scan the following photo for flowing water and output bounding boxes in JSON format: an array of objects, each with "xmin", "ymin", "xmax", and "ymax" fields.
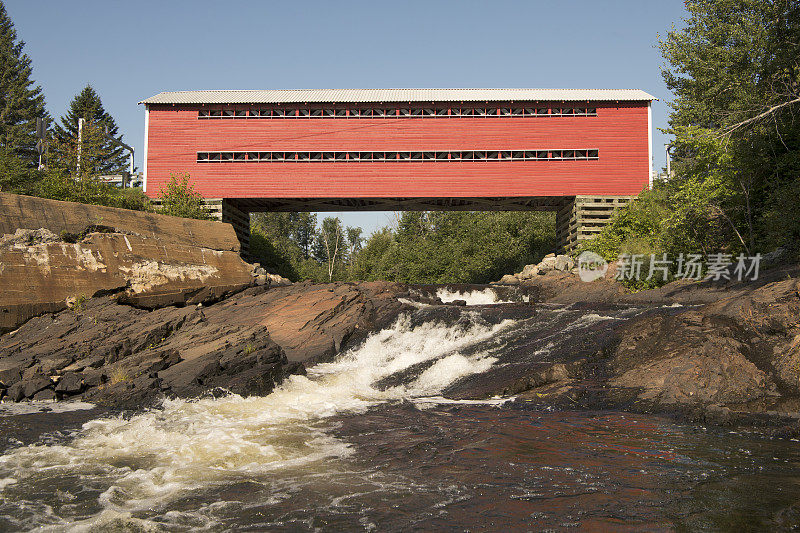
[{"xmin": 2, "ymin": 290, "xmax": 800, "ymax": 531}]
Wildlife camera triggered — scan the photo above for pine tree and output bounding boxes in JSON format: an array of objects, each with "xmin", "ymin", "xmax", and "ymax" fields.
[
  {"xmin": 0, "ymin": 1, "xmax": 47, "ymax": 164},
  {"xmin": 54, "ymin": 85, "xmax": 128, "ymax": 174}
]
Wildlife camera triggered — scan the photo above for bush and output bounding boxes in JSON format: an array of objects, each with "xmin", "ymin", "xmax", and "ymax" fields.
[
  {"xmin": 157, "ymin": 173, "xmax": 210, "ymax": 220},
  {"xmin": 32, "ymin": 169, "xmax": 151, "ymax": 211}
]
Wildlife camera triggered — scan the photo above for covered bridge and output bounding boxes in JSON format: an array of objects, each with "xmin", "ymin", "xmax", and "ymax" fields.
[{"xmin": 140, "ymin": 88, "xmax": 656, "ymax": 253}]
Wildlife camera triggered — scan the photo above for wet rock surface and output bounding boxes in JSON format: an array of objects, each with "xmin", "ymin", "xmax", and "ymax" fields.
[{"xmin": 0, "ymin": 281, "xmax": 408, "ymax": 408}]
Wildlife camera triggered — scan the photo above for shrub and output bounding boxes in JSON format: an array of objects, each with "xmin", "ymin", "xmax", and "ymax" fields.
[{"xmin": 157, "ymin": 173, "xmax": 210, "ymax": 220}]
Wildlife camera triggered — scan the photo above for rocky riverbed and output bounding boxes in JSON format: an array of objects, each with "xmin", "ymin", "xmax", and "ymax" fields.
[{"xmin": 1, "ymin": 259, "xmax": 798, "ymax": 427}]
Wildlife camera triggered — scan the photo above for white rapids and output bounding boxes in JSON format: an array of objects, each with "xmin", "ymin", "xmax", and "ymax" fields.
[
  {"xmin": 435, "ymin": 288, "xmax": 515, "ymax": 305},
  {"xmin": 0, "ymin": 313, "xmax": 514, "ymax": 530}
]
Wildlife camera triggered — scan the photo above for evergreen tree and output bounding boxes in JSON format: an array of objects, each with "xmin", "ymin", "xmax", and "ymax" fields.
[
  {"xmin": 0, "ymin": 1, "xmax": 47, "ymax": 164},
  {"xmin": 54, "ymin": 85, "xmax": 127, "ymax": 174}
]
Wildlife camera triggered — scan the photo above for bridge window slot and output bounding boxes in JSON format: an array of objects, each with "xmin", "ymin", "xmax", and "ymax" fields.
[
  {"xmin": 435, "ymin": 151, "xmax": 449, "ymax": 160},
  {"xmin": 410, "ymin": 152, "xmax": 423, "ymax": 160},
  {"xmin": 473, "ymin": 151, "xmax": 487, "ymax": 160},
  {"xmin": 588, "ymin": 149, "xmax": 599, "ymax": 158},
  {"xmin": 498, "ymin": 108, "xmax": 511, "ymax": 116},
  {"xmin": 222, "ymin": 110, "xmax": 235, "ymax": 118},
  {"xmin": 197, "ymin": 152, "xmax": 209, "ymax": 162},
  {"xmin": 309, "ymin": 109, "xmax": 322, "ymax": 117},
  {"xmin": 334, "ymin": 152, "xmax": 347, "ymax": 161},
  {"xmin": 410, "ymin": 108, "xmax": 424, "ymax": 117},
  {"xmin": 323, "ymin": 109, "xmax": 335, "ymax": 117},
  {"xmin": 499, "ymin": 151, "xmax": 512, "ymax": 160},
  {"xmin": 297, "ymin": 152, "xmax": 310, "ymax": 161},
  {"xmin": 385, "ymin": 152, "xmax": 398, "ymax": 160},
  {"xmin": 198, "ymin": 110, "xmax": 210, "ymax": 118},
  {"xmin": 486, "ymin": 151, "xmax": 500, "ymax": 159},
  {"xmin": 422, "ymin": 151, "xmax": 435, "ymax": 161},
  {"xmin": 398, "ymin": 151, "xmax": 411, "ymax": 160},
  {"xmin": 435, "ymin": 108, "xmax": 449, "ymax": 116},
  {"xmin": 323, "ymin": 152, "xmax": 336, "ymax": 161},
  {"xmin": 372, "ymin": 151, "xmax": 386, "ymax": 161},
  {"xmin": 310, "ymin": 152, "xmax": 322, "ymax": 161},
  {"xmin": 511, "ymin": 151, "xmax": 525, "ymax": 159},
  {"xmin": 550, "ymin": 150, "xmax": 563, "ymax": 159},
  {"xmin": 398, "ymin": 108, "xmax": 410, "ymax": 117},
  {"xmin": 246, "ymin": 152, "xmax": 259, "ymax": 161},
  {"xmin": 334, "ymin": 109, "xmax": 347, "ymax": 117}
]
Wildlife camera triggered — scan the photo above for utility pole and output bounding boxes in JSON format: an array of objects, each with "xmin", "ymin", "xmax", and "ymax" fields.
[
  {"xmin": 103, "ymin": 126, "xmax": 135, "ymax": 187},
  {"xmin": 77, "ymin": 118, "xmax": 84, "ymax": 174},
  {"xmin": 665, "ymin": 144, "xmax": 672, "ymax": 178},
  {"xmin": 35, "ymin": 117, "xmax": 47, "ymax": 170}
]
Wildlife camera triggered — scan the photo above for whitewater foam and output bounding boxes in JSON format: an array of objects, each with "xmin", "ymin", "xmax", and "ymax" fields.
[
  {"xmin": 0, "ymin": 313, "xmax": 514, "ymax": 527},
  {"xmin": 436, "ymin": 288, "xmax": 512, "ymax": 305}
]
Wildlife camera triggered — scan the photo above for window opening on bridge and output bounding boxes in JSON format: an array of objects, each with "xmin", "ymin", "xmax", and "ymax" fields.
[
  {"xmin": 197, "ymin": 105, "xmax": 598, "ymax": 119},
  {"xmin": 197, "ymin": 149, "xmax": 600, "ymax": 163}
]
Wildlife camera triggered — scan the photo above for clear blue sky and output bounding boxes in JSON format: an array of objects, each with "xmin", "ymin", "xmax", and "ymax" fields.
[{"xmin": 5, "ymin": 0, "xmax": 687, "ymax": 234}]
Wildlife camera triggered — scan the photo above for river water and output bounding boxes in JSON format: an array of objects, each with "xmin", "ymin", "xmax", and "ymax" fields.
[{"xmin": 1, "ymin": 289, "xmax": 800, "ymax": 531}]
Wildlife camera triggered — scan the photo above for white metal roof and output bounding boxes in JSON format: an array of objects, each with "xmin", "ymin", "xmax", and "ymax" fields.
[{"xmin": 140, "ymin": 88, "xmax": 656, "ymax": 105}]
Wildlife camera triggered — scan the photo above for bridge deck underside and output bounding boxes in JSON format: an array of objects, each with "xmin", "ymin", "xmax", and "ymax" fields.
[{"xmin": 226, "ymin": 196, "xmax": 571, "ymax": 212}]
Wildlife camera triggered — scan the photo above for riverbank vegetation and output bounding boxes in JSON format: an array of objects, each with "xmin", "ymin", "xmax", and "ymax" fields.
[
  {"xmin": 251, "ymin": 211, "xmax": 555, "ymax": 284},
  {"xmin": 583, "ymin": 0, "xmax": 800, "ymax": 277}
]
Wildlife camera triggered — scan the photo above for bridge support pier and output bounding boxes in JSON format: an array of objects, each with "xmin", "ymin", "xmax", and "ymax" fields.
[
  {"xmin": 205, "ymin": 199, "xmax": 251, "ymax": 258},
  {"xmin": 556, "ymin": 195, "xmax": 634, "ymax": 253}
]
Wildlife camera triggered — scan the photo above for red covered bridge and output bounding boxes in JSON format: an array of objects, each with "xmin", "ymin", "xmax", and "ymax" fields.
[{"xmin": 140, "ymin": 88, "xmax": 656, "ymax": 253}]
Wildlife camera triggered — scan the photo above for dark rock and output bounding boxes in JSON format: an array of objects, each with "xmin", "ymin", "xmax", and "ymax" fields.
[
  {"xmin": 7, "ymin": 382, "xmax": 25, "ymax": 402},
  {"xmin": 32, "ymin": 388, "xmax": 56, "ymax": 401},
  {"xmin": 0, "ymin": 367, "xmax": 22, "ymax": 388},
  {"xmin": 450, "ymin": 299, "xmax": 467, "ymax": 307},
  {"xmin": 55, "ymin": 372, "xmax": 83, "ymax": 394},
  {"xmin": 22, "ymin": 374, "xmax": 53, "ymax": 399}
]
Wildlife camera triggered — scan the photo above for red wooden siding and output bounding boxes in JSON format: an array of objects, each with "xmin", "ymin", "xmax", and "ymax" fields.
[{"xmin": 144, "ymin": 102, "xmax": 650, "ymax": 199}]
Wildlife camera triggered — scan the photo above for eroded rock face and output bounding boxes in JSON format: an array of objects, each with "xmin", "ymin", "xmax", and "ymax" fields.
[
  {"xmin": 0, "ymin": 193, "xmax": 254, "ymax": 332},
  {"xmin": 0, "ymin": 281, "xmax": 407, "ymax": 408}
]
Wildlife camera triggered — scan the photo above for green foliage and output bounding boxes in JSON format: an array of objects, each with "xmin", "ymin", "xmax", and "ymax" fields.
[
  {"xmin": 156, "ymin": 173, "xmax": 210, "ymax": 220},
  {"xmin": 249, "ymin": 210, "xmax": 554, "ymax": 284},
  {"xmin": 589, "ymin": 0, "xmax": 800, "ymax": 289},
  {"xmin": 0, "ymin": 146, "xmax": 37, "ymax": 192},
  {"xmin": 353, "ymin": 211, "xmax": 555, "ymax": 284},
  {"xmin": 32, "ymin": 168, "xmax": 151, "ymax": 211},
  {"xmin": 658, "ymin": 0, "xmax": 800, "ymax": 251},
  {"xmin": 53, "ymin": 85, "xmax": 128, "ymax": 174},
  {"xmin": 0, "ymin": 1, "xmax": 47, "ymax": 165}
]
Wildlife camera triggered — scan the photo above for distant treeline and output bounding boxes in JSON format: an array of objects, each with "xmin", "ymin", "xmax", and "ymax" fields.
[{"xmin": 251, "ymin": 211, "xmax": 555, "ymax": 284}]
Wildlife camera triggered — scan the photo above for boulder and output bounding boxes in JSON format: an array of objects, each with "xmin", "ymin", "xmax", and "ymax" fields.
[
  {"xmin": 32, "ymin": 388, "xmax": 56, "ymax": 401},
  {"xmin": 499, "ymin": 274, "xmax": 520, "ymax": 285},
  {"xmin": 554, "ymin": 255, "xmax": 575, "ymax": 271},
  {"xmin": 518, "ymin": 264, "xmax": 539, "ymax": 279},
  {"xmin": 22, "ymin": 374, "xmax": 53, "ymax": 399},
  {"xmin": 538, "ymin": 256, "xmax": 558, "ymax": 273},
  {"xmin": 267, "ymin": 273, "xmax": 292, "ymax": 287},
  {"xmin": 54, "ymin": 372, "xmax": 83, "ymax": 394},
  {"xmin": 0, "ymin": 367, "xmax": 23, "ymax": 388}
]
